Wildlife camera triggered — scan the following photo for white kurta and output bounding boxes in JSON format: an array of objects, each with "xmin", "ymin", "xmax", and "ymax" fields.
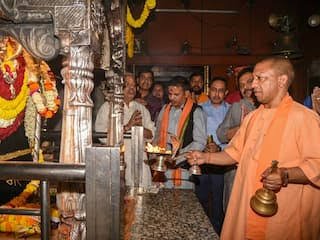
[{"xmin": 95, "ymin": 100, "xmax": 155, "ymax": 189}]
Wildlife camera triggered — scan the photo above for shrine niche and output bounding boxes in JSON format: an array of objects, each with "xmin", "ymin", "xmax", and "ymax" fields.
[
  {"xmin": 0, "ymin": 36, "xmax": 60, "ymax": 237},
  {"xmin": 0, "ymin": 0, "xmax": 126, "ymax": 239}
]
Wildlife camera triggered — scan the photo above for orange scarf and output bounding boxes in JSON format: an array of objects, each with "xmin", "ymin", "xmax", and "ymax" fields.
[
  {"xmin": 245, "ymin": 95, "xmax": 293, "ymax": 239},
  {"xmin": 158, "ymin": 97, "xmax": 194, "ymax": 186},
  {"xmin": 193, "ymin": 92, "xmax": 209, "ymax": 104}
]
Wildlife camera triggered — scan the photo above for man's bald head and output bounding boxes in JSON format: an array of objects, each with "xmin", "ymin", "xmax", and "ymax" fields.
[{"xmin": 259, "ymin": 57, "xmax": 295, "ymax": 88}]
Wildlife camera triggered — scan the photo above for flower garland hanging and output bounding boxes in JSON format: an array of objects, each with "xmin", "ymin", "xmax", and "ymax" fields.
[
  {"xmin": 0, "ymin": 37, "xmax": 61, "ymax": 236},
  {"xmin": 126, "ymin": 0, "xmax": 156, "ymax": 28},
  {"xmin": 126, "ymin": 24, "xmax": 134, "ymax": 58},
  {"xmin": 126, "ymin": 0, "xmax": 156, "ymax": 58},
  {"xmin": 0, "ymin": 37, "xmax": 60, "ymax": 142},
  {"xmin": 0, "ymin": 153, "xmax": 44, "ymax": 237},
  {"xmin": 23, "ymin": 50, "xmax": 61, "ymax": 119}
]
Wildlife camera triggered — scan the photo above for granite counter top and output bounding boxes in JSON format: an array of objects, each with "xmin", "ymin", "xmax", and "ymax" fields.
[{"xmin": 129, "ymin": 189, "xmax": 219, "ymax": 240}]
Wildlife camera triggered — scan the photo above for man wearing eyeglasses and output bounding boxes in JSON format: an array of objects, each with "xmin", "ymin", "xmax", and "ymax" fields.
[
  {"xmin": 216, "ymin": 66, "xmax": 257, "ymax": 213},
  {"xmin": 187, "ymin": 57, "xmax": 320, "ymax": 240}
]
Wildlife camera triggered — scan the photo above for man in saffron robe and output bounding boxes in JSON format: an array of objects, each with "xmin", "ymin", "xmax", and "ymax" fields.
[
  {"xmin": 216, "ymin": 66, "xmax": 257, "ymax": 213},
  {"xmin": 187, "ymin": 57, "xmax": 320, "ymax": 240},
  {"xmin": 153, "ymin": 76, "xmax": 207, "ymax": 189}
]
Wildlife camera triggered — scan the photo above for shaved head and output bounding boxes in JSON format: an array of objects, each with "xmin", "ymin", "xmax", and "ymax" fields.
[{"xmin": 258, "ymin": 57, "xmax": 295, "ymax": 88}]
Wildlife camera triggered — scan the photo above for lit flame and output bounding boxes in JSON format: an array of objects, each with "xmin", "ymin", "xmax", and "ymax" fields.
[
  {"xmin": 120, "ymin": 144, "xmax": 125, "ymax": 153},
  {"xmin": 145, "ymin": 143, "xmax": 172, "ymax": 154}
]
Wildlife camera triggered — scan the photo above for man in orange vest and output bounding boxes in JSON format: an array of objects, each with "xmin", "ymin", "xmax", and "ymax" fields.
[{"xmin": 153, "ymin": 76, "xmax": 207, "ymax": 189}]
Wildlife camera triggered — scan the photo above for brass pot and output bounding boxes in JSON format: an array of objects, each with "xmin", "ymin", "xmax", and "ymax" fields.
[
  {"xmin": 250, "ymin": 188, "xmax": 278, "ymax": 217},
  {"xmin": 151, "ymin": 155, "xmax": 167, "ymax": 172}
]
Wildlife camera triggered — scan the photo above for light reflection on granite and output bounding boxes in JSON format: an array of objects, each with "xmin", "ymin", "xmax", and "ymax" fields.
[{"xmin": 130, "ymin": 189, "xmax": 219, "ymax": 240}]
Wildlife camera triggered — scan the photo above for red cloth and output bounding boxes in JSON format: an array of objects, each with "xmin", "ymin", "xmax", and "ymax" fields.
[
  {"xmin": 0, "ymin": 54, "xmax": 25, "ymax": 99},
  {"xmin": 225, "ymin": 91, "xmax": 241, "ymax": 104}
]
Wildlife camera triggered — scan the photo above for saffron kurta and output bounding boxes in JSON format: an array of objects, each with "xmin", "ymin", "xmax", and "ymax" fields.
[{"xmin": 222, "ymin": 95, "xmax": 320, "ymax": 240}]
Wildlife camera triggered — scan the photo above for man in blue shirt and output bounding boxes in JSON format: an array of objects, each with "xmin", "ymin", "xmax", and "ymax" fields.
[
  {"xmin": 303, "ymin": 77, "xmax": 320, "ymax": 110},
  {"xmin": 197, "ymin": 77, "xmax": 230, "ymax": 234}
]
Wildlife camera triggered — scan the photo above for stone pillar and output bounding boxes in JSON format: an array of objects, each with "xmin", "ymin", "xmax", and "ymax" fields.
[{"xmin": 56, "ymin": 45, "xmax": 94, "ymax": 240}]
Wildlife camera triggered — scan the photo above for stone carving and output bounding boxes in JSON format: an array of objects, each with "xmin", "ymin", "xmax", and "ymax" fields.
[
  {"xmin": 0, "ymin": 0, "xmax": 125, "ymax": 239},
  {"xmin": 103, "ymin": 0, "xmax": 125, "ymax": 146},
  {"xmin": 0, "ymin": 24, "xmax": 60, "ymax": 60}
]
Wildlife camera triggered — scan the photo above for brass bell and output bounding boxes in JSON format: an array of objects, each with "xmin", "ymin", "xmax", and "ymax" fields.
[
  {"xmin": 250, "ymin": 188, "xmax": 278, "ymax": 217},
  {"xmin": 151, "ymin": 155, "xmax": 167, "ymax": 172},
  {"xmin": 189, "ymin": 164, "xmax": 201, "ymax": 175},
  {"xmin": 250, "ymin": 160, "xmax": 279, "ymax": 217}
]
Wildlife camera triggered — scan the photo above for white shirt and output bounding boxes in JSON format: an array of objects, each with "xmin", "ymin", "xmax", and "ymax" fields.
[
  {"xmin": 95, "ymin": 100, "xmax": 155, "ymax": 135},
  {"xmin": 95, "ymin": 100, "xmax": 155, "ymax": 189}
]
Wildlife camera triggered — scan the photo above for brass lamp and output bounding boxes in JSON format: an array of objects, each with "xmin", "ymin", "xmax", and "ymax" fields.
[
  {"xmin": 151, "ymin": 155, "xmax": 167, "ymax": 172},
  {"xmin": 250, "ymin": 160, "xmax": 279, "ymax": 217}
]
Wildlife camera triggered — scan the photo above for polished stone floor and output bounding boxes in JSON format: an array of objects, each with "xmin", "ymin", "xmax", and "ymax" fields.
[{"xmin": 129, "ymin": 189, "xmax": 219, "ymax": 240}]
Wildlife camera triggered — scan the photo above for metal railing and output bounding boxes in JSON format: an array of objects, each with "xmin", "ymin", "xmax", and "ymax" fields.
[{"xmin": 0, "ymin": 162, "xmax": 85, "ymax": 240}]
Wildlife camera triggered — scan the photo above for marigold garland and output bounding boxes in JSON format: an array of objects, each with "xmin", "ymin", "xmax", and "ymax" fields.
[
  {"xmin": 126, "ymin": 24, "xmax": 134, "ymax": 58},
  {"xmin": 0, "ymin": 214, "xmax": 40, "ymax": 237},
  {"xmin": 126, "ymin": 0, "xmax": 156, "ymax": 58},
  {"xmin": 23, "ymin": 50, "xmax": 60, "ymax": 119},
  {"xmin": 0, "ymin": 37, "xmax": 60, "ymax": 141},
  {"xmin": 0, "ymin": 37, "xmax": 61, "ymax": 236},
  {"xmin": 0, "ymin": 182, "xmax": 41, "ymax": 236},
  {"xmin": 126, "ymin": 0, "xmax": 156, "ymax": 28},
  {"xmin": 0, "ymin": 152, "xmax": 44, "ymax": 236}
]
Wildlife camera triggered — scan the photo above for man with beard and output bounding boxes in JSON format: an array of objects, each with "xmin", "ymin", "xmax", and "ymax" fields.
[
  {"xmin": 216, "ymin": 66, "xmax": 257, "ymax": 212},
  {"xmin": 135, "ymin": 70, "xmax": 162, "ymax": 121},
  {"xmin": 197, "ymin": 77, "xmax": 230, "ymax": 234},
  {"xmin": 189, "ymin": 72, "xmax": 209, "ymax": 104}
]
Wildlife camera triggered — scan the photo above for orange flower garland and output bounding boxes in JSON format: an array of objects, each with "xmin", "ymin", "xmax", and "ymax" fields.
[
  {"xmin": 0, "ymin": 37, "xmax": 60, "ymax": 236},
  {"xmin": 23, "ymin": 50, "xmax": 60, "ymax": 118},
  {"xmin": 0, "ymin": 36, "xmax": 60, "ymax": 141}
]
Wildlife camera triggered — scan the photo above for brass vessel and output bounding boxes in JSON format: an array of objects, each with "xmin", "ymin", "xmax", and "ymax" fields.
[
  {"xmin": 250, "ymin": 160, "xmax": 279, "ymax": 217},
  {"xmin": 189, "ymin": 164, "xmax": 201, "ymax": 175},
  {"xmin": 250, "ymin": 188, "xmax": 278, "ymax": 216},
  {"xmin": 151, "ymin": 155, "xmax": 167, "ymax": 172}
]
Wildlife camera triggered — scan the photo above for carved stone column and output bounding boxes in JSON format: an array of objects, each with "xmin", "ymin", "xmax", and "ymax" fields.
[
  {"xmin": 60, "ymin": 46, "xmax": 94, "ymax": 164},
  {"xmin": 0, "ymin": 1, "xmax": 125, "ymax": 239},
  {"xmin": 56, "ymin": 45, "xmax": 94, "ymax": 240}
]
